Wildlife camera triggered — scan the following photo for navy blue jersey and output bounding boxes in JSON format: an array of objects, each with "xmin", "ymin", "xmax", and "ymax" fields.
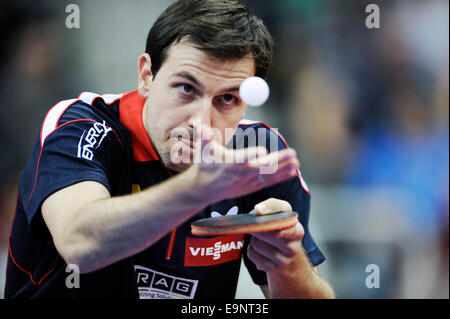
[{"xmin": 5, "ymin": 91, "xmax": 325, "ymax": 299}]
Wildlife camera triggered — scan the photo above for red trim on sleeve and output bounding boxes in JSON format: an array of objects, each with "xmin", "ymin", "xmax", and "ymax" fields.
[
  {"xmin": 8, "ymin": 193, "xmax": 55, "ymax": 286},
  {"xmin": 8, "ymin": 235, "xmax": 55, "ymax": 286}
]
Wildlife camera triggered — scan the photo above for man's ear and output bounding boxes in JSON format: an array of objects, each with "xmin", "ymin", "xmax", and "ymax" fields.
[{"xmin": 138, "ymin": 53, "xmax": 153, "ymax": 98}]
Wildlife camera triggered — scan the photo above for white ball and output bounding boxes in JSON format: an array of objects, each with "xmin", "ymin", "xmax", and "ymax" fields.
[{"xmin": 239, "ymin": 76, "xmax": 270, "ymax": 107}]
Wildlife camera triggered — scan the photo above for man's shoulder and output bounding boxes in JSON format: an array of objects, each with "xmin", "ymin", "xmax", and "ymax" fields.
[
  {"xmin": 234, "ymin": 119, "xmax": 289, "ymax": 152},
  {"xmin": 56, "ymin": 92, "xmax": 124, "ymax": 125},
  {"xmin": 237, "ymin": 119, "xmax": 272, "ymax": 130},
  {"xmin": 40, "ymin": 92, "xmax": 127, "ymax": 147}
]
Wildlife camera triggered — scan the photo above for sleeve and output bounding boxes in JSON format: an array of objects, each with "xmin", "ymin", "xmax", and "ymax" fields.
[
  {"xmin": 19, "ymin": 112, "xmax": 125, "ymax": 240},
  {"xmin": 242, "ymin": 125, "xmax": 326, "ymax": 285}
]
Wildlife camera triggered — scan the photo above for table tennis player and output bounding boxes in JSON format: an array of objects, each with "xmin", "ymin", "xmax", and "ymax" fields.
[{"xmin": 5, "ymin": 0, "xmax": 334, "ymax": 299}]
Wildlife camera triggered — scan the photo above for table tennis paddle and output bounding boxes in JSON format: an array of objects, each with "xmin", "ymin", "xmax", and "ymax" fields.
[{"xmin": 191, "ymin": 210, "xmax": 298, "ymax": 236}]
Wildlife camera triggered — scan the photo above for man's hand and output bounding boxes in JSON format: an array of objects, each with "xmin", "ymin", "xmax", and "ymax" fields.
[
  {"xmin": 186, "ymin": 129, "xmax": 300, "ymax": 204},
  {"xmin": 246, "ymin": 198, "xmax": 304, "ymax": 273},
  {"xmin": 247, "ymin": 198, "xmax": 336, "ymax": 299}
]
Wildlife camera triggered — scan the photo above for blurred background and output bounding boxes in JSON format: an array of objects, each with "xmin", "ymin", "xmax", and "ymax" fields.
[{"xmin": 0, "ymin": 0, "xmax": 448, "ymax": 298}]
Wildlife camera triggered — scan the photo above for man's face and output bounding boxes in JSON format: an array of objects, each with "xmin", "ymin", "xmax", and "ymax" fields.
[{"xmin": 139, "ymin": 40, "xmax": 255, "ymax": 171}]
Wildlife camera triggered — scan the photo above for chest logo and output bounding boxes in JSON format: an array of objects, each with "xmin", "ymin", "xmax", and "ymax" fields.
[
  {"xmin": 77, "ymin": 120, "xmax": 112, "ymax": 161},
  {"xmin": 135, "ymin": 265, "xmax": 198, "ymax": 299},
  {"xmin": 185, "ymin": 234, "xmax": 245, "ymax": 267},
  {"xmin": 210, "ymin": 206, "xmax": 238, "ymax": 218}
]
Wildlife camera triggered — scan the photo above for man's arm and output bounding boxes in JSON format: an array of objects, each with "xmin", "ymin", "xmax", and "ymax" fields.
[
  {"xmin": 247, "ymin": 198, "xmax": 335, "ymax": 299},
  {"xmin": 42, "ymin": 144, "xmax": 299, "ymax": 274},
  {"xmin": 42, "ymin": 171, "xmax": 204, "ymax": 274},
  {"xmin": 266, "ymin": 257, "xmax": 335, "ymax": 299},
  {"xmin": 259, "ymin": 266, "xmax": 335, "ymax": 299}
]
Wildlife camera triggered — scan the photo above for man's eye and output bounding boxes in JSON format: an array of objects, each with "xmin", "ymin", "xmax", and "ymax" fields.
[
  {"xmin": 222, "ymin": 94, "xmax": 237, "ymax": 104},
  {"xmin": 179, "ymin": 84, "xmax": 194, "ymax": 95}
]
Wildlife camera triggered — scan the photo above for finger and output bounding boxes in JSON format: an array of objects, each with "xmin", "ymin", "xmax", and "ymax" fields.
[
  {"xmin": 261, "ymin": 165, "xmax": 298, "ymax": 186},
  {"xmin": 274, "ymin": 222, "xmax": 305, "ymax": 240},
  {"xmin": 234, "ymin": 155, "xmax": 299, "ymax": 196},
  {"xmin": 248, "ymin": 159, "xmax": 299, "ymax": 182},
  {"xmin": 247, "ymin": 241, "xmax": 277, "ymax": 272},
  {"xmin": 246, "ymin": 163, "xmax": 298, "ymax": 191},
  {"xmin": 274, "ymin": 157, "xmax": 300, "ymax": 171},
  {"xmin": 231, "ymin": 146, "xmax": 268, "ymax": 164},
  {"xmin": 246, "ymin": 148, "xmax": 297, "ymax": 170},
  {"xmin": 251, "ymin": 231, "xmax": 299, "ymax": 258},
  {"xmin": 248, "ymin": 152, "xmax": 299, "ymax": 181},
  {"xmin": 254, "ymin": 198, "xmax": 293, "ymax": 215},
  {"xmin": 252, "ymin": 233, "xmax": 301, "ymax": 258},
  {"xmin": 240, "ymin": 155, "xmax": 297, "ymax": 177},
  {"xmin": 249, "ymin": 237, "xmax": 293, "ymax": 269},
  {"xmin": 240, "ymin": 167, "xmax": 297, "ymax": 195}
]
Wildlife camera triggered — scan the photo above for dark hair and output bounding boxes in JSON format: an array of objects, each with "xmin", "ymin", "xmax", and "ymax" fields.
[{"xmin": 145, "ymin": 0, "xmax": 274, "ymax": 79}]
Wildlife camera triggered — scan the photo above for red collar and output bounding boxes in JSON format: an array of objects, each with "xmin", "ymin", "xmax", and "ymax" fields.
[{"xmin": 119, "ymin": 91, "xmax": 160, "ymax": 162}]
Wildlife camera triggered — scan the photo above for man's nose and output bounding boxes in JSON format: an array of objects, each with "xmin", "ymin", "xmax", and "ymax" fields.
[{"xmin": 188, "ymin": 98, "xmax": 213, "ymax": 130}]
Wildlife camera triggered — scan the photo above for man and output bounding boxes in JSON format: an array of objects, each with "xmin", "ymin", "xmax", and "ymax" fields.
[{"xmin": 5, "ymin": 0, "xmax": 334, "ymax": 299}]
